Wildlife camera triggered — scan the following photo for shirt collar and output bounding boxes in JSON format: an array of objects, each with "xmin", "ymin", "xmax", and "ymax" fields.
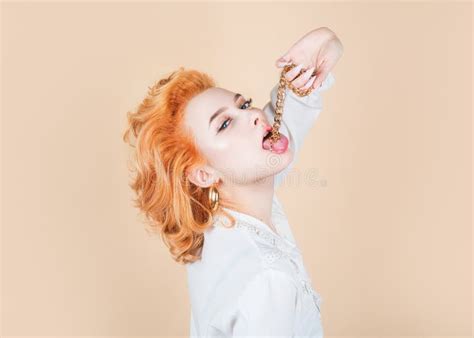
[{"xmin": 218, "ymin": 204, "xmax": 297, "ymax": 252}]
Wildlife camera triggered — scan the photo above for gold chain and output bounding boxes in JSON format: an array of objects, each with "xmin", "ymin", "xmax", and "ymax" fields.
[{"xmin": 269, "ymin": 63, "xmax": 318, "ymax": 145}]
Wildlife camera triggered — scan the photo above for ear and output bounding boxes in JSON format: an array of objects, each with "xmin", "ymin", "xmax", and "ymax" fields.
[{"xmin": 186, "ymin": 165, "xmax": 219, "ymax": 188}]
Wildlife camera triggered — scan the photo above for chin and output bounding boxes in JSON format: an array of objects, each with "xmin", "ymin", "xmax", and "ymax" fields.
[{"xmin": 261, "ymin": 145, "xmax": 294, "ymax": 174}]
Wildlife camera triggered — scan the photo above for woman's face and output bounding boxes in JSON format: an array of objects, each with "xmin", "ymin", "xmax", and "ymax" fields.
[{"xmin": 184, "ymin": 87, "xmax": 293, "ymax": 187}]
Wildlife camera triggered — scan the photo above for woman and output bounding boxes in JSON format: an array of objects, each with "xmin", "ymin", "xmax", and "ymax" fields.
[{"xmin": 123, "ymin": 27, "xmax": 343, "ymax": 337}]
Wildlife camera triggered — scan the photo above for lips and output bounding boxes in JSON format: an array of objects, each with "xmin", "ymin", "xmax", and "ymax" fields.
[
  {"xmin": 260, "ymin": 123, "xmax": 289, "ymax": 153},
  {"xmin": 262, "ymin": 124, "xmax": 272, "ymax": 137},
  {"xmin": 261, "ymin": 124, "xmax": 273, "ymax": 144},
  {"xmin": 262, "ymin": 130, "xmax": 272, "ymax": 143}
]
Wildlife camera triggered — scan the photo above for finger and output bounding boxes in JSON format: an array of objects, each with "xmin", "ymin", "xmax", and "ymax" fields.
[
  {"xmin": 312, "ymin": 69, "xmax": 328, "ymax": 90},
  {"xmin": 284, "ymin": 63, "xmax": 306, "ymax": 82},
  {"xmin": 291, "ymin": 66, "xmax": 316, "ymax": 89},
  {"xmin": 275, "ymin": 52, "xmax": 292, "ymax": 68},
  {"xmin": 276, "ymin": 59, "xmax": 292, "ymax": 68},
  {"xmin": 301, "ymin": 75, "xmax": 317, "ymax": 90}
]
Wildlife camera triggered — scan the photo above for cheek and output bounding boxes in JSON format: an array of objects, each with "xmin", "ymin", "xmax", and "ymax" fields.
[
  {"xmin": 207, "ymin": 132, "xmax": 255, "ymax": 155},
  {"xmin": 219, "ymin": 134, "xmax": 260, "ymax": 158},
  {"xmin": 204, "ymin": 136, "xmax": 296, "ymax": 183},
  {"xmin": 206, "ymin": 142, "xmax": 249, "ymax": 168},
  {"xmin": 209, "ymin": 137, "xmax": 264, "ymax": 174}
]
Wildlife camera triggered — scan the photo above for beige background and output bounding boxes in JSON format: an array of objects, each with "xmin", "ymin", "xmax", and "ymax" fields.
[{"xmin": 1, "ymin": 1, "xmax": 472, "ymax": 337}]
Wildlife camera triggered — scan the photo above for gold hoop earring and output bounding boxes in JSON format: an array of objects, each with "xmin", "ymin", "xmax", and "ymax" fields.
[{"xmin": 208, "ymin": 183, "xmax": 219, "ymax": 212}]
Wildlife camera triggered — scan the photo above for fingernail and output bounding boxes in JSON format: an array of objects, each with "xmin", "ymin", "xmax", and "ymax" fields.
[
  {"xmin": 306, "ymin": 66, "xmax": 316, "ymax": 74},
  {"xmin": 295, "ymin": 63, "xmax": 303, "ymax": 70},
  {"xmin": 303, "ymin": 75, "xmax": 316, "ymax": 89}
]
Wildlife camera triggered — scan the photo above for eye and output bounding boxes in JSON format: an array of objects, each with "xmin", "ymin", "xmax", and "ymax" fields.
[
  {"xmin": 217, "ymin": 98, "xmax": 253, "ymax": 133},
  {"xmin": 240, "ymin": 98, "xmax": 252, "ymax": 109},
  {"xmin": 218, "ymin": 117, "xmax": 232, "ymax": 133}
]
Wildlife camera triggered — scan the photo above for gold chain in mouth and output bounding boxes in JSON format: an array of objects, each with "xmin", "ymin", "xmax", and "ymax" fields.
[{"xmin": 269, "ymin": 63, "xmax": 318, "ymax": 146}]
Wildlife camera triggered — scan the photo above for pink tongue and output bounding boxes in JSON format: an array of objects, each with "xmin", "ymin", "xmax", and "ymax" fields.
[{"xmin": 262, "ymin": 133, "xmax": 289, "ymax": 154}]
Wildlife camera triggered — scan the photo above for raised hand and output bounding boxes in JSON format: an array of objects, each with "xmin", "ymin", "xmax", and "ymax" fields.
[{"xmin": 275, "ymin": 27, "xmax": 343, "ymax": 90}]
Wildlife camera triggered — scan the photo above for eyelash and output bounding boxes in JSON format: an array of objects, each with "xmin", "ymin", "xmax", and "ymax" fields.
[{"xmin": 217, "ymin": 98, "xmax": 253, "ymax": 133}]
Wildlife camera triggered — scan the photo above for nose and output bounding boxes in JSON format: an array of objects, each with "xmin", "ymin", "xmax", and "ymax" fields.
[{"xmin": 251, "ymin": 110, "xmax": 265, "ymax": 128}]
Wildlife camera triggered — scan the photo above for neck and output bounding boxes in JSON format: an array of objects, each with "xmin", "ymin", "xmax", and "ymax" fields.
[{"xmin": 220, "ymin": 176, "xmax": 275, "ymax": 231}]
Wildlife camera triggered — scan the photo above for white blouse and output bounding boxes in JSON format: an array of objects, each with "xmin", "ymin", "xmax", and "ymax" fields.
[{"xmin": 186, "ymin": 71, "xmax": 336, "ymax": 338}]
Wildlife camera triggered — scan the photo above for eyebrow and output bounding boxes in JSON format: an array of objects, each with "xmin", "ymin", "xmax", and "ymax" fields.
[{"xmin": 208, "ymin": 93, "xmax": 242, "ymax": 129}]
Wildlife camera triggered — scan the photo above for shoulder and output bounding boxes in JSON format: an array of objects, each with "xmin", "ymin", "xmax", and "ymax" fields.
[
  {"xmin": 237, "ymin": 267, "xmax": 300, "ymax": 317},
  {"xmin": 186, "ymin": 219, "xmax": 269, "ymax": 325},
  {"xmin": 186, "ymin": 217, "xmax": 265, "ymax": 300},
  {"xmin": 201, "ymin": 217, "xmax": 260, "ymax": 264},
  {"xmin": 239, "ymin": 267, "xmax": 299, "ymax": 303},
  {"xmin": 228, "ymin": 268, "xmax": 300, "ymax": 336},
  {"xmin": 188, "ymin": 220, "xmax": 260, "ymax": 268}
]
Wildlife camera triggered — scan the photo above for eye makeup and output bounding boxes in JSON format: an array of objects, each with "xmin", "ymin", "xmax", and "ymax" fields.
[{"xmin": 216, "ymin": 97, "xmax": 253, "ymax": 133}]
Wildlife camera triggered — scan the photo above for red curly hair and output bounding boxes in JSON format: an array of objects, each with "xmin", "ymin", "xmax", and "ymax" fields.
[{"xmin": 122, "ymin": 67, "xmax": 239, "ymax": 264}]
